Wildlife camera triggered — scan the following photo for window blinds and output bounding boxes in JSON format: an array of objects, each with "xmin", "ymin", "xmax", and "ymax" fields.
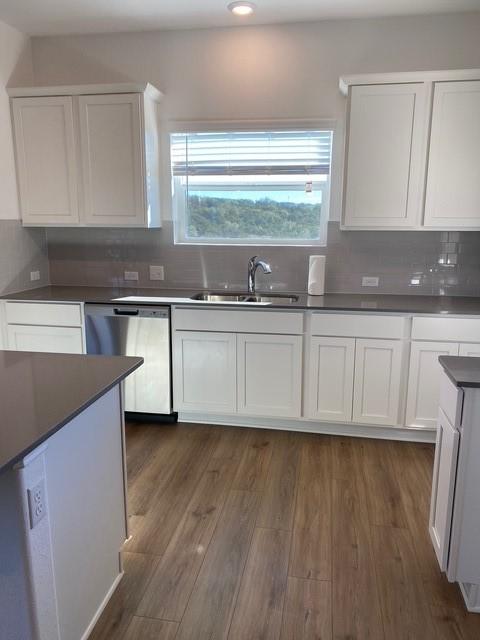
[{"xmin": 171, "ymin": 130, "xmax": 333, "ymax": 177}]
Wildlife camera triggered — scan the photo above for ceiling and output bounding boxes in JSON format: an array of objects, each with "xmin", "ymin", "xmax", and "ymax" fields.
[{"xmin": 1, "ymin": 0, "xmax": 479, "ymax": 36}]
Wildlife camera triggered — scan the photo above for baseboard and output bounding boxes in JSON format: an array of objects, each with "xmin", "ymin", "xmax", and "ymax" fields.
[
  {"xmin": 459, "ymin": 582, "xmax": 480, "ymax": 613},
  {"xmin": 177, "ymin": 412, "xmax": 436, "ymax": 443},
  {"xmin": 81, "ymin": 570, "xmax": 124, "ymax": 640}
]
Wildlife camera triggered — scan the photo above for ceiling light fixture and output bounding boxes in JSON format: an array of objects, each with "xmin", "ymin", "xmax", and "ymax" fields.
[{"xmin": 228, "ymin": 1, "xmax": 256, "ymax": 16}]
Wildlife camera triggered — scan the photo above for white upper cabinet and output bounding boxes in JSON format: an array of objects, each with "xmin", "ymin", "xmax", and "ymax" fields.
[
  {"xmin": 341, "ymin": 69, "xmax": 480, "ymax": 231},
  {"xmin": 343, "ymin": 83, "xmax": 429, "ymax": 229},
  {"xmin": 12, "ymin": 96, "xmax": 79, "ymax": 225},
  {"xmin": 424, "ymin": 80, "xmax": 480, "ymax": 229},
  {"xmin": 79, "ymin": 94, "xmax": 146, "ymax": 226},
  {"xmin": 10, "ymin": 83, "xmax": 163, "ymax": 228}
]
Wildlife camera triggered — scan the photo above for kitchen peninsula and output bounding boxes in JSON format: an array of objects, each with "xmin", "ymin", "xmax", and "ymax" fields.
[{"xmin": 0, "ymin": 350, "xmax": 142, "ymax": 640}]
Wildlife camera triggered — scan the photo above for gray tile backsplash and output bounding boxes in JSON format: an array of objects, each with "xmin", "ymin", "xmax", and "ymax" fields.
[
  {"xmin": 0, "ymin": 220, "xmax": 49, "ymax": 295},
  {"xmin": 46, "ymin": 221, "xmax": 480, "ymax": 296}
]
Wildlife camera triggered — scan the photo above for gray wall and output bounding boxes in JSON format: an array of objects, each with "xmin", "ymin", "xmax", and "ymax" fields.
[
  {"xmin": 0, "ymin": 20, "xmax": 50, "ymax": 295},
  {"xmin": 46, "ymin": 222, "xmax": 480, "ymax": 296},
  {"xmin": 0, "ymin": 220, "xmax": 49, "ymax": 295}
]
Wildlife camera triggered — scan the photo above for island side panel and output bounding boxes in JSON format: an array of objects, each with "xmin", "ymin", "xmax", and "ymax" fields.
[
  {"xmin": 448, "ymin": 386, "xmax": 480, "ymax": 587},
  {"xmin": 45, "ymin": 384, "xmax": 127, "ymax": 640},
  {"xmin": 0, "ymin": 467, "xmax": 39, "ymax": 640}
]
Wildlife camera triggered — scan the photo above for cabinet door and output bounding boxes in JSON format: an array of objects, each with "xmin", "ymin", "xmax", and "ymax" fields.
[
  {"xmin": 429, "ymin": 408, "xmax": 460, "ymax": 571},
  {"xmin": 406, "ymin": 341, "xmax": 459, "ymax": 429},
  {"xmin": 424, "ymin": 81, "xmax": 480, "ymax": 228},
  {"xmin": 343, "ymin": 83, "xmax": 429, "ymax": 228},
  {"xmin": 7, "ymin": 324, "xmax": 84, "ymax": 354},
  {"xmin": 78, "ymin": 94, "xmax": 146, "ymax": 226},
  {"xmin": 459, "ymin": 343, "xmax": 480, "ymax": 358},
  {"xmin": 173, "ymin": 331, "xmax": 236, "ymax": 413},
  {"xmin": 12, "ymin": 97, "xmax": 79, "ymax": 225},
  {"xmin": 237, "ymin": 334, "xmax": 302, "ymax": 417},
  {"xmin": 306, "ymin": 336, "xmax": 354, "ymax": 422},
  {"xmin": 353, "ymin": 339, "xmax": 403, "ymax": 426}
]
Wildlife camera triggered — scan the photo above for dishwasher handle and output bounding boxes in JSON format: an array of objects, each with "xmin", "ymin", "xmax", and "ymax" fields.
[{"xmin": 113, "ymin": 307, "xmax": 140, "ymax": 316}]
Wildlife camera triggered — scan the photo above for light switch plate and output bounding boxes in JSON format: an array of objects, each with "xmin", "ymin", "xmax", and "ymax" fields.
[
  {"xmin": 124, "ymin": 271, "xmax": 139, "ymax": 281},
  {"xmin": 30, "ymin": 270, "xmax": 40, "ymax": 281},
  {"xmin": 27, "ymin": 479, "xmax": 47, "ymax": 529},
  {"xmin": 362, "ymin": 276, "xmax": 379, "ymax": 287},
  {"xmin": 149, "ymin": 265, "xmax": 165, "ymax": 281}
]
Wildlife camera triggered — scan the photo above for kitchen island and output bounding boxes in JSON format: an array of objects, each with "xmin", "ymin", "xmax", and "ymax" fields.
[
  {"xmin": 430, "ymin": 356, "xmax": 480, "ymax": 613},
  {"xmin": 0, "ymin": 350, "xmax": 142, "ymax": 640}
]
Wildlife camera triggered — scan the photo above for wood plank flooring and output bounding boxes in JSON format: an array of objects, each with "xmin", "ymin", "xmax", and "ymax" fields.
[{"xmin": 90, "ymin": 423, "xmax": 480, "ymax": 640}]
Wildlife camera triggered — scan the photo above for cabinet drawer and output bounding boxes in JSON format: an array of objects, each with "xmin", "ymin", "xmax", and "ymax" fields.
[
  {"xmin": 7, "ymin": 325, "xmax": 84, "ymax": 354},
  {"xmin": 5, "ymin": 301, "xmax": 83, "ymax": 327},
  {"xmin": 412, "ymin": 317, "xmax": 480, "ymax": 342},
  {"xmin": 310, "ymin": 313, "xmax": 407, "ymax": 339},
  {"xmin": 439, "ymin": 372, "xmax": 463, "ymax": 428},
  {"xmin": 172, "ymin": 307, "xmax": 303, "ymax": 335}
]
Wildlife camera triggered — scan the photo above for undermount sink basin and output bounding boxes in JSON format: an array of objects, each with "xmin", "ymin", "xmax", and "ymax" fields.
[
  {"xmin": 191, "ymin": 293, "xmax": 250, "ymax": 302},
  {"xmin": 190, "ymin": 292, "xmax": 299, "ymax": 304},
  {"xmin": 246, "ymin": 294, "xmax": 299, "ymax": 304}
]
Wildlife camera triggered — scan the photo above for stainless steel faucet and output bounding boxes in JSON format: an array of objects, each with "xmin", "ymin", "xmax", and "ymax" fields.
[{"xmin": 247, "ymin": 256, "xmax": 272, "ymax": 294}]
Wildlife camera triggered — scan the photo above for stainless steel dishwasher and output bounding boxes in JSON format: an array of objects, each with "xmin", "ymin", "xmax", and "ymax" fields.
[{"xmin": 85, "ymin": 304, "xmax": 174, "ymax": 419}]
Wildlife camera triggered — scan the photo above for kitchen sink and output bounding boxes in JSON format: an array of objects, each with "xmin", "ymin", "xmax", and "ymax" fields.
[
  {"xmin": 246, "ymin": 294, "xmax": 299, "ymax": 304},
  {"xmin": 190, "ymin": 292, "xmax": 299, "ymax": 304},
  {"xmin": 191, "ymin": 293, "xmax": 251, "ymax": 302}
]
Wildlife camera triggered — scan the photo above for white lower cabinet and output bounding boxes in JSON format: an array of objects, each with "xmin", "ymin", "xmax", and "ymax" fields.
[
  {"xmin": 237, "ymin": 333, "xmax": 302, "ymax": 417},
  {"xmin": 306, "ymin": 335, "xmax": 403, "ymax": 426},
  {"xmin": 7, "ymin": 324, "xmax": 84, "ymax": 354},
  {"xmin": 173, "ymin": 330, "xmax": 302, "ymax": 417},
  {"xmin": 353, "ymin": 339, "xmax": 403, "ymax": 426},
  {"xmin": 406, "ymin": 341, "xmax": 459, "ymax": 429},
  {"xmin": 306, "ymin": 336, "xmax": 355, "ymax": 422},
  {"xmin": 459, "ymin": 343, "xmax": 480, "ymax": 358},
  {"xmin": 173, "ymin": 331, "xmax": 237, "ymax": 413},
  {"xmin": 430, "ymin": 407, "xmax": 460, "ymax": 571},
  {"xmin": 4, "ymin": 301, "xmax": 85, "ymax": 355}
]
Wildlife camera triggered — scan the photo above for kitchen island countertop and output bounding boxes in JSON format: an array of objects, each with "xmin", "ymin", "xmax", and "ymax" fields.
[
  {"xmin": 439, "ymin": 355, "xmax": 480, "ymax": 389},
  {"xmin": 0, "ymin": 350, "xmax": 142, "ymax": 473}
]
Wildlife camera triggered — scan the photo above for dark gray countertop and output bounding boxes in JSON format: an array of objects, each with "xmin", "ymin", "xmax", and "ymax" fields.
[
  {"xmin": 0, "ymin": 351, "xmax": 142, "ymax": 474},
  {"xmin": 439, "ymin": 356, "xmax": 480, "ymax": 389},
  {"xmin": 4, "ymin": 285, "xmax": 480, "ymax": 315}
]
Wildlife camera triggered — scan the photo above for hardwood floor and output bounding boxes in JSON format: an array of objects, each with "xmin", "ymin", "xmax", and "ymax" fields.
[{"xmin": 90, "ymin": 423, "xmax": 480, "ymax": 640}]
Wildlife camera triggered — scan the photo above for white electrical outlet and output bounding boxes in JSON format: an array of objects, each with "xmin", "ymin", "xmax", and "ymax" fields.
[
  {"xmin": 30, "ymin": 270, "xmax": 40, "ymax": 281},
  {"xmin": 362, "ymin": 276, "xmax": 379, "ymax": 287},
  {"xmin": 124, "ymin": 271, "xmax": 139, "ymax": 281},
  {"xmin": 27, "ymin": 479, "xmax": 47, "ymax": 529},
  {"xmin": 149, "ymin": 265, "xmax": 165, "ymax": 281}
]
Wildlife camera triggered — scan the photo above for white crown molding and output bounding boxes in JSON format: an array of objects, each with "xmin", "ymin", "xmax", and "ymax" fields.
[{"xmin": 339, "ymin": 68, "xmax": 480, "ymax": 95}]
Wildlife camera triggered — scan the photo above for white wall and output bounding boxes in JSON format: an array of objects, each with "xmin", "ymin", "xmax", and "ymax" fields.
[
  {"xmin": 31, "ymin": 12, "xmax": 480, "ymax": 221},
  {"xmin": 0, "ymin": 19, "xmax": 33, "ymax": 220}
]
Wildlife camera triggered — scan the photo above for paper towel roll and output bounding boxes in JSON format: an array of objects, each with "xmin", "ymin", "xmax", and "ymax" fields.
[{"xmin": 308, "ymin": 255, "xmax": 326, "ymax": 296}]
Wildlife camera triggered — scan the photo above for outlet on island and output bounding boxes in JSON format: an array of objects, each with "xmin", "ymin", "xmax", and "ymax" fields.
[{"xmin": 27, "ymin": 479, "xmax": 47, "ymax": 529}]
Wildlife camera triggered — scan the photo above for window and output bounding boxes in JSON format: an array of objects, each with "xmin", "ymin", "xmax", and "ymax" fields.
[{"xmin": 170, "ymin": 128, "xmax": 333, "ymax": 245}]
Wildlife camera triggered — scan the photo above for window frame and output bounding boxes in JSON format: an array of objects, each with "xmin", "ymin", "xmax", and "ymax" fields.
[{"xmin": 168, "ymin": 119, "xmax": 335, "ymax": 247}]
